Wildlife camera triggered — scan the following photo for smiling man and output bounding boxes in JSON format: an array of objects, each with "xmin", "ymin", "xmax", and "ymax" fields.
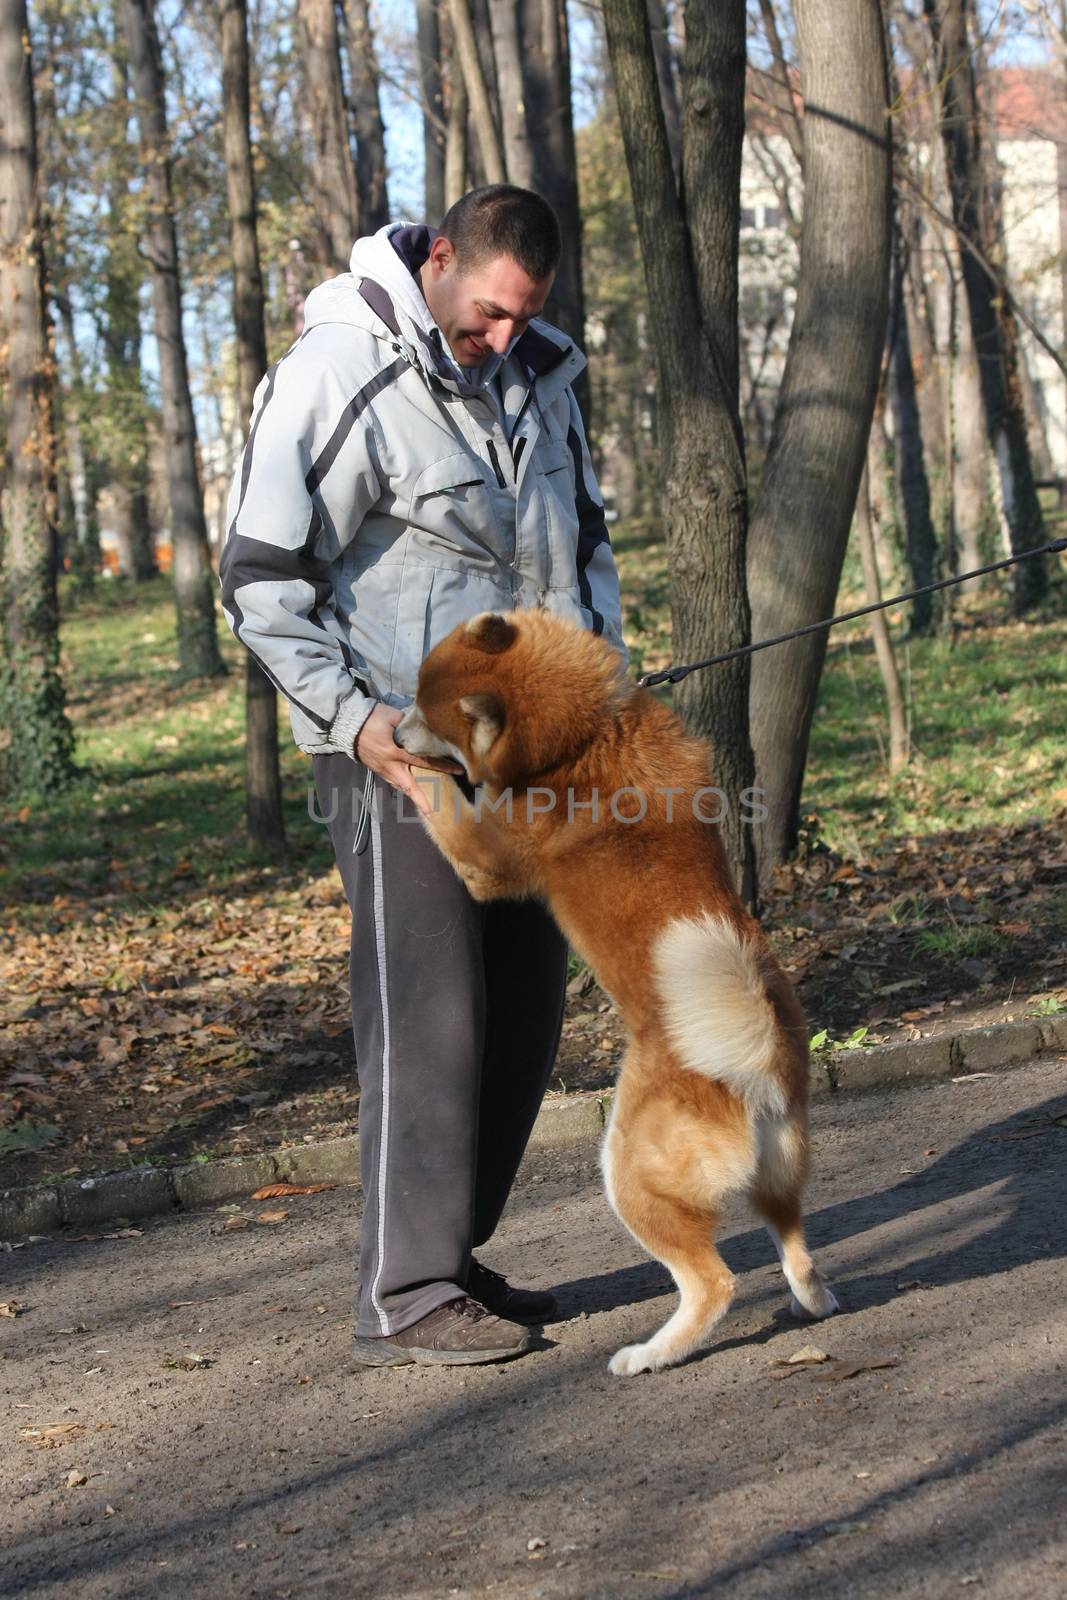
[{"xmin": 219, "ymin": 185, "xmax": 624, "ymax": 1368}]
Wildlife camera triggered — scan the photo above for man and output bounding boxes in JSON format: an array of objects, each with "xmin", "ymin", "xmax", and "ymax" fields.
[{"xmin": 219, "ymin": 185, "xmax": 624, "ymax": 1367}]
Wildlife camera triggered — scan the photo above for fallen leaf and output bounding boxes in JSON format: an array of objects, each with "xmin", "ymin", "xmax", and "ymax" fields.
[
  {"xmin": 811, "ymin": 1355, "xmax": 899, "ymax": 1382},
  {"xmin": 257, "ymin": 1210, "xmax": 289, "ymax": 1224},
  {"xmin": 21, "ymin": 1423, "xmax": 83, "ymax": 1448},
  {"xmin": 222, "ymin": 1216, "xmax": 251, "ymax": 1232},
  {"xmin": 251, "ymin": 1183, "xmax": 337, "ymax": 1200},
  {"xmin": 65, "ymin": 1470, "xmax": 88, "ymax": 1488},
  {"xmin": 163, "ymin": 1352, "xmax": 212, "ymax": 1371},
  {"xmin": 775, "ymin": 1343, "xmax": 830, "ymax": 1367},
  {"xmin": 0, "ymin": 1300, "xmax": 25, "ymax": 1318}
]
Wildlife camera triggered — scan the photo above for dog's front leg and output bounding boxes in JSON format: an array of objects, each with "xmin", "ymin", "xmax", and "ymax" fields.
[{"xmin": 417, "ymin": 774, "xmax": 525, "ymax": 902}]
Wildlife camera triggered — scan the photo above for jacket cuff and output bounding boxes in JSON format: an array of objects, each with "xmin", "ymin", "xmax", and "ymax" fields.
[{"xmin": 328, "ymin": 682, "xmax": 376, "ymax": 758}]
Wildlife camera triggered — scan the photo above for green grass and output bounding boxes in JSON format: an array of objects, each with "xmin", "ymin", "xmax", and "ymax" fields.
[
  {"xmin": 807, "ymin": 614, "xmax": 1067, "ymax": 850},
  {"xmin": 2, "ymin": 576, "xmax": 333, "ymax": 918},
  {"xmin": 2, "ymin": 554, "xmax": 1065, "ymax": 917},
  {"xmin": 615, "ymin": 523, "xmax": 1067, "ymax": 854},
  {"xmin": 912, "ymin": 924, "xmax": 1007, "ymax": 961}
]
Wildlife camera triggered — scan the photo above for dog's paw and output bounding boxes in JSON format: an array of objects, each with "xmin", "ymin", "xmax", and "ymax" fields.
[
  {"xmin": 790, "ymin": 1283, "xmax": 839, "ymax": 1321},
  {"xmin": 608, "ymin": 1342, "xmax": 659, "ymax": 1376}
]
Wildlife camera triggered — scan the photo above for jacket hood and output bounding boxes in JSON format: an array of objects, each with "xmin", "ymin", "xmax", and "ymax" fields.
[{"xmin": 302, "ymin": 222, "xmax": 583, "ymax": 398}]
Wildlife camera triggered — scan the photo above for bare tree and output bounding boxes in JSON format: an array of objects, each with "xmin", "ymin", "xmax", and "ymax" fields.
[
  {"xmin": 220, "ymin": 0, "xmax": 285, "ymax": 856},
  {"xmin": 343, "ymin": 0, "xmax": 390, "ymax": 232},
  {"xmin": 0, "ymin": 0, "xmax": 76, "ymax": 792},
  {"xmin": 888, "ymin": 221, "xmax": 938, "ymax": 632},
  {"xmin": 747, "ymin": 0, "xmax": 890, "ymax": 885},
  {"xmin": 416, "ymin": 0, "xmax": 446, "ymax": 220},
  {"xmin": 448, "ymin": 0, "xmax": 504, "ymax": 184},
  {"xmin": 297, "ymin": 0, "xmax": 360, "ymax": 273},
  {"xmin": 923, "ymin": 0, "xmax": 1047, "ymax": 610},
  {"xmin": 123, "ymin": 0, "xmax": 225, "ymax": 679},
  {"xmin": 488, "ymin": 0, "xmax": 534, "ymax": 187},
  {"xmin": 858, "ymin": 457, "xmax": 909, "ymax": 773},
  {"xmin": 647, "ymin": 0, "xmax": 681, "ymax": 179},
  {"xmin": 520, "ymin": 0, "xmax": 586, "ymax": 383},
  {"xmin": 105, "ymin": 8, "xmax": 155, "ymax": 583},
  {"xmin": 444, "ymin": 43, "xmax": 468, "ymax": 208},
  {"xmin": 602, "ymin": 0, "xmax": 756, "ymax": 904}
]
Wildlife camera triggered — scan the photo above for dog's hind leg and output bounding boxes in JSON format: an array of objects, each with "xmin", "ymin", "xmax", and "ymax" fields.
[
  {"xmin": 603, "ymin": 1135, "xmax": 738, "ymax": 1377},
  {"xmin": 750, "ymin": 1120, "xmax": 837, "ymax": 1320}
]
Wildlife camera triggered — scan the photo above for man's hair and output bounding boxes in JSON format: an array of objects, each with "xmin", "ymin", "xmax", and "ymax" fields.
[{"xmin": 439, "ymin": 185, "xmax": 561, "ymax": 280}]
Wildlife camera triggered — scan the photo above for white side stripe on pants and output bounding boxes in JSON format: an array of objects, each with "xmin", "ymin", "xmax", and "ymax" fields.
[{"xmin": 367, "ymin": 784, "xmax": 393, "ymax": 1333}]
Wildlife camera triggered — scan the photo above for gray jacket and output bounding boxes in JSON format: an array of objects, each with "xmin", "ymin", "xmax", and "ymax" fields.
[{"xmin": 219, "ymin": 222, "xmax": 625, "ymax": 759}]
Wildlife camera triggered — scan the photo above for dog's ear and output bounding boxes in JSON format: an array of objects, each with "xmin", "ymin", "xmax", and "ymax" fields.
[
  {"xmin": 459, "ymin": 692, "xmax": 505, "ymax": 759},
  {"xmin": 463, "ymin": 612, "xmax": 517, "ymax": 655}
]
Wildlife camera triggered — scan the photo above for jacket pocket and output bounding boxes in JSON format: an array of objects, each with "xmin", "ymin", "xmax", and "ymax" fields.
[
  {"xmin": 533, "ymin": 438, "xmax": 573, "ymax": 479},
  {"xmin": 409, "ymin": 451, "xmax": 509, "ymax": 570}
]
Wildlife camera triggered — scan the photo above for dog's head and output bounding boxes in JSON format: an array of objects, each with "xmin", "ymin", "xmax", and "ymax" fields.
[{"xmin": 394, "ymin": 610, "xmax": 628, "ymax": 787}]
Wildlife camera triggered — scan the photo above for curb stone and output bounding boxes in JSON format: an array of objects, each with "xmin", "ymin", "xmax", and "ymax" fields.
[{"xmin": 1, "ymin": 1015, "xmax": 1064, "ymax": 1244}]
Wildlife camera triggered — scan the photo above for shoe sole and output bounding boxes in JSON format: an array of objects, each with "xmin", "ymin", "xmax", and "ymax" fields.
[{"xmin": 351, "ymin": 1337, "xmax": 532, "ymax": 1368}]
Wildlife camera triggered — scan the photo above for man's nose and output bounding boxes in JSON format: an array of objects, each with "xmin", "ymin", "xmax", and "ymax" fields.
[{"xmin": 486, "ymin": 321, "xmax": 516, "ymax": 353}]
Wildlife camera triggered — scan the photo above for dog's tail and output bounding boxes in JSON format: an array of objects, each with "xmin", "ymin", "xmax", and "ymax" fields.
[{"xmin": 652, "ymin": 912, "xmax": 789, "ymax": 1117}]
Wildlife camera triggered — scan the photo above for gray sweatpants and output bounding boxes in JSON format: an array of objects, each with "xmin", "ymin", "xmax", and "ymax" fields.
[{"xmin": 312, "ymin": 753, "xmax": 568, "ymax": 1337}]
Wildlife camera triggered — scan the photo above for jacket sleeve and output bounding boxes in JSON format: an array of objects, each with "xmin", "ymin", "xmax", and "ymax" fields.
[
  {"xmin": 219, "ymin": 332, "xmax": 402, "ymax": 758},
  {"xmin": 564, "ymin": 388, "xmax": 628, "ymax": 663}
]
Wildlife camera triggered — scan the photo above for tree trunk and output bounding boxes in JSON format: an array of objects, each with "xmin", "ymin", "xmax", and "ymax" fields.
[
  {"xmin": 52, "ymin": 287, "xmax": 101, "ymax": 588},
  {"xmin": 747, "ymin": 0, "xmax": 890, "ymax": 887},
  {"xmin": 602, "ymin": 0, "xmax": 756, "ymax": 907},
  {"xmin": 646, "ymin": 0, "xmax": 681, "ymax": 181},
  {"xmin": 923, "ymin": 0, "xmax": 1046, "ymax": 610},
  {"xmin": 343, "ymin": 0, "xmax": 390, "ymax": 233},
  {"xmin": 123, "ymin": 0, "xmax": 224, "ymax": 678},
  {"xmin": 488, "ymin": 0, "xmax": 534, "ymax": 187},
  {"xmin": 0, "ymin": 0, "xmax": 76, "ymax": 794},
  {"xmin": 950, "ymin": 268, "xmax": 988, "ymax": 576},
  {"xmin": 221, "ymin": 0, "xmax": 286, "ymax": 856},
  {"xmin": 888, "ymin": 225, "xmax": 938, "ymax": 633},
  {"xmin": 417, "ymin": 0, "xmax": 446, "ymax": 222},
  {"xmin": 444, "ymin": 45, "xmax": 468, "ymax": 207},
  {"xmin": 857, "ymin": 456, "xmax": 909, "ymax": 773},
  {"xmin": 521, "ymin": 0, "xmax": 587, "ymax": 413},
  {"xmin": 297, "ymin": 0, "xmax": 360, "ymax": 273},
  {"xmin": 448, "ymin": 0, "xmax": 505, "ymax": 184},
  {"xmin": 105, "ymin": 12, "xmax": 156, "ymax": 583}
]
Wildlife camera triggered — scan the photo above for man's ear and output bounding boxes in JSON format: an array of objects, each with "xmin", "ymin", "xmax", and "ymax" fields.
[
  {"xmin": 464, "ymin": 612, "xmax": 517, "ymax": 655},
  {"xmin": 459, "ymin": 691, "xmax": 505, "ymax": 759}
]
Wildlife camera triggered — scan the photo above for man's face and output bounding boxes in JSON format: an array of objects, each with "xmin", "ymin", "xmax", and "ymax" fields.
[{"xmin": 419, "ymin": 238, "xmax": 555, "ymax": 367}]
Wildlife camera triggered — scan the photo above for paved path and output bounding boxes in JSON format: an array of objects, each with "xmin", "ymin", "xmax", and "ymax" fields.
[{"xmin": 3, "ymin": 1056, "xmax": 1066, "ymax": 1600}]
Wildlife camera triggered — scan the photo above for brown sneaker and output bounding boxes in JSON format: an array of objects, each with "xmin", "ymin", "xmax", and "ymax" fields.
[
  {"xmin": 351, "ymin": 1296, "xmax": 534, "ymax": 1367},
  {"xmin": 467, "ymin": 1258, "xmax": 557, "ymax": 1325}
]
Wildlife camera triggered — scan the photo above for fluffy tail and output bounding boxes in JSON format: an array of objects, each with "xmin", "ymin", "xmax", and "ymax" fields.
[{"xmin": 652, "ymin": 913, "xmax": 787, "ymax": 1117}]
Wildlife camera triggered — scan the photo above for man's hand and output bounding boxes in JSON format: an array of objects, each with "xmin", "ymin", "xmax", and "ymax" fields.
[{"xmin": 354, "ymin": 703, "xmax": 464, "ymax": 817}]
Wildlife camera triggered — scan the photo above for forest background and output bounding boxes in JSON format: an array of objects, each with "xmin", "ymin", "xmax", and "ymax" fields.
[{"xmin": 0, "ymin": 0, "xmax": 1064, "ymax": 1185}]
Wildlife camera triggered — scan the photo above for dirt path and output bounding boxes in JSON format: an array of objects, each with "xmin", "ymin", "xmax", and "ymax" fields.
[{"xmin": 3, "ymin": 1057, "xmax": 1066, "ymax": 1599}]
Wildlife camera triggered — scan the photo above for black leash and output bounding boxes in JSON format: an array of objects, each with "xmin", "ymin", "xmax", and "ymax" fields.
[{"xmin": 637, "ymin": 537, "xmax": 1067, "ymax": 689}]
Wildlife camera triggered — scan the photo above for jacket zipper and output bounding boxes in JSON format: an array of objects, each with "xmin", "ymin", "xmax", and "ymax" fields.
[{"xmin": 486, "ymin": 438, "xmax": 507, "ymax": 489}]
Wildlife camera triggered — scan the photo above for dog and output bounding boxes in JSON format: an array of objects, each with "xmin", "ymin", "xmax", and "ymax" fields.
[{"xmin": 394, "ymin": 610, "xmax": 837, "ymax": 1375}]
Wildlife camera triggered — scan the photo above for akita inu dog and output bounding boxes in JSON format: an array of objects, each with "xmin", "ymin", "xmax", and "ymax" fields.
[{"xmin": 394, "ymin": 610, "xmax": 837, "ymax": 1375}]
